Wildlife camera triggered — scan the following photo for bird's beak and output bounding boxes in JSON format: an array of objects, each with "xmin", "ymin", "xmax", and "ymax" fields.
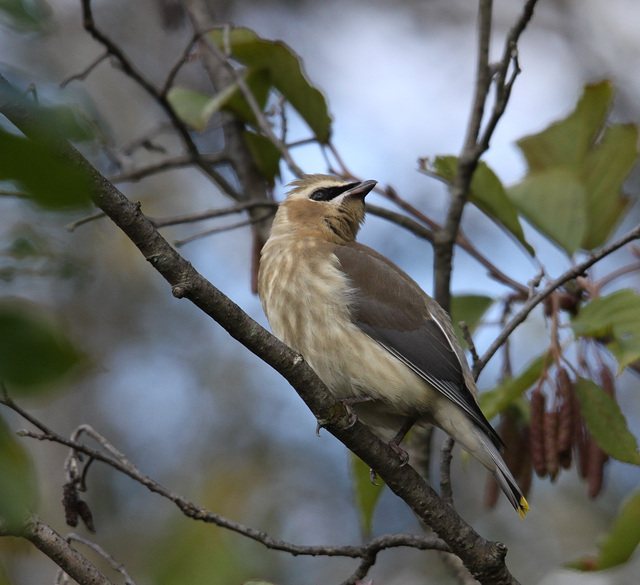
[{"xmin": 344, "ymin": 180, "xmax": 377, "ymax": 199}]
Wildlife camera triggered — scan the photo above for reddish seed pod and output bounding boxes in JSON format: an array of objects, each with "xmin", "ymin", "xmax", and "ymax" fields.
[
  {"xmin": 544, "ymin": 411, "xmax": 560, "ymax": 481},
  {"xmin": 576, "ymin": 423, "xmax": 590, "ymax": 479},
  {"xmin": 599, "ymin": 364, "xmax": 616, "ymax": 398},
  {"xmin": 556, "ymin": 368, "xmax": 574, "ymax": 459},
  {"xmin": 530, "ymin": 388, "xmax": 547, "ymax": 478}
]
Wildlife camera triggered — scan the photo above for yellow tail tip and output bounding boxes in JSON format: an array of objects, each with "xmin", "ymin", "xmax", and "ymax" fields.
[{"xmin": 517, "ymin": 497, "xmax": 530, "ymax": 519}]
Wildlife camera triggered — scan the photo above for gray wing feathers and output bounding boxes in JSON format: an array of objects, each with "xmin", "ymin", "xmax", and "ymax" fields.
[{"xmin": 335, "ymin": 243, "xmax": 503, "ymax": 449}]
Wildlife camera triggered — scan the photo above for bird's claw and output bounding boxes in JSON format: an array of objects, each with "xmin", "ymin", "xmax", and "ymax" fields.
[
  {"xmin": 388, "ymin": 441, "xmax": 410, "ymax": 467},
  {"xmin": 369, "ymin": 468, "xmax": 381, "ymax": 486}
]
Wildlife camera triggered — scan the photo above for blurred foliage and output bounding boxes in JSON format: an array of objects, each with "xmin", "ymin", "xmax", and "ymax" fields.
[
  {"xmin": 0, "ymin": 299, "xmax": 84, "ymax": 391},
  {"xmin": 0, "ymin": 414, "xmax": 37, "ymax": 532},
  {"xmin": 350, "ymin": 453, "xmax": 383, "ymax": 537},
  {"xmin": 0, "ymin": 0, "xmax": 51, "ymax": 32}
]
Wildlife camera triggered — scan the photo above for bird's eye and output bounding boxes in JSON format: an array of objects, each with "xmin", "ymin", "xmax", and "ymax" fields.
[{"xmin": 310, "ymin": 188, "xmax": 330, "ymax": 201}]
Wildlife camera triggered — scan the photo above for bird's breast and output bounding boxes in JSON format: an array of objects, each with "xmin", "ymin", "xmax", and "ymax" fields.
[{"xmin": 258, "ymin": 236, "xmax": 434, "ymax": 419}]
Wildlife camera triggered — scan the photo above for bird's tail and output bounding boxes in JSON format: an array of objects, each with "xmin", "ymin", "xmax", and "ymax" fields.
[{"xmin": 485, "ymin": 439, "xmax": 529, "ymax": 519}]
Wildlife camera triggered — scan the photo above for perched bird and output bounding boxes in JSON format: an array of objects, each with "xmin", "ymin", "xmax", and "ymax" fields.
[{"xmin": 258, "ymin": 174, "xmax": 529, "ymax": 518}]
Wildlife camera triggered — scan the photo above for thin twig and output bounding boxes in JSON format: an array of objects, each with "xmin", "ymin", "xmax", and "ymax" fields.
[
  {"xmin": 66, "ymin": 534, "xmax": 137, "ymax": 585},
  {"xmin": 474, "ymin": 222, "xmax": 640, "ymax": 377},
  {"xmin": 0, "ymin": 394, "xmax": 448, "ymax": 562},
  {"xmin": 173, "ymin": 211, "xmax": 274, "ymax": 246},
  {"xmin": 59, "ymin": 51, "xmax": 109, "ymax": 88}
]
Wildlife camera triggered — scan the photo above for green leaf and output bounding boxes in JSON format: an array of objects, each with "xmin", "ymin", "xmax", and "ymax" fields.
[
  {"xmin": 208, "ymin": 27, "xmax": 332, "ymax": 142},
  {"xmin": 0, "ymin": 299, "xmax": 84, "ymax": 392},
  {"xmin": 0, "ymin": 0, "xmax": 51, "ymax": 32},
  {"xmin": 508, "ymin": 167, "xmax": 587, "ymax": 255},
  {"xmin": 479, "ymin": 354, "xmax": 547, "ymax": 421},
  {"xmin": 450, "ymin": 294, "xmax": 493, "ymax": 347},
  {"xmin": 243, "ymin": 131, "xmax": 281, "ymax": 185},
  {"xmin": 0, "ymin": 415, "xmax": 37, "ymax": 531},
  {"xmin": 574, "ymin": 377, "xmax": 640, "ymax": 465},
  {"xmin": 597, "ymin": 490, "xmax": 640, "ymax": 570},
  {"xmin": 0, "ymin": 126, "xmax": 92, "ymax": 210},
  {"xmin": 425, "ymin": 156, "xmax": 534, "ymax": 255},
  {"xmin": 223, "ymin": 68, "xmax": 272, "ymax": 127},
  {"xmin": 350, "ymin": 452, "xmax": 383, "ymax": 537},
  {"xmin": 511, "ymin": 81, "xmax": 639, "ymax": 254},
  {"xmin": 167, "ymin": 85, "xmax": 238, "ymax": 132},
  {"xmin": 579, "ymin": 123, "xmax": 638, "ymax": 249},
  {"xmin": 517, "ymin": 81, "xmax": 613, "ymax": 171},
  {"xmin": 571, "ymin": 289, "xmax": 640, "ymax": 372}
]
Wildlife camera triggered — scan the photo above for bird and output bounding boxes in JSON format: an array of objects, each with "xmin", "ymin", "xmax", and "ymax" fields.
[{"xmin": 258, "ymin": 173, "xmax": 529, "ymax": 518}]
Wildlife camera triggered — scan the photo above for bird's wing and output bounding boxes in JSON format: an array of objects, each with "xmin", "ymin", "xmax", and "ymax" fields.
[{"xmin": 334, "ymin": 242, "xmax": 502, "ymax": 448}]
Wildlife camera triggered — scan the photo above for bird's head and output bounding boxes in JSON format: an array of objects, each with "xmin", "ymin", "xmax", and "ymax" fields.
[{"xmin": 272, "ymin": 174, "xmax": 377, "ymax": 243}]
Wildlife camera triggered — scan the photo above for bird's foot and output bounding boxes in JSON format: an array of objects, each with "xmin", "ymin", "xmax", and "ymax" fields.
[
  {"xmin": 388, "ymin": 440, "xmax": 410, "ymax": 467},
  {"xmin": 369, "ymin": 468, "xmax": 381, "ymax": 486}
]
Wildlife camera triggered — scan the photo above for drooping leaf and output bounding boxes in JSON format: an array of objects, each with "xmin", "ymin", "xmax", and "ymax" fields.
[
  {"xmin": 579, "ymin": 123, "xmax": 638, "ymax": 249},
  {"xmin": 508, "ymin": 167, "xmax": 587, "ymax": 255},
  {"xmin": 167, "ymin": 85, "xmax": 238, "ymax": 132},
  {"xmin": 574, "ymin": 377, "xmax": 640, "ymax": 465},
  {"xmin": 0, "ymin": 299, "xmax": 84, "ymax": 392},
  {"xmin": 208, "ymin": 27, "xmax": 332, "ymax": 142},
  {"xmin": 0, "ymin": 126, "xmax": 92, "ymax": 210},
  {"xmin": 517, "ymin": 81, "xmax": 613, "ymax": 172},
  {"xmin": 0, "ymin": 415, "xmax": 37, "ymax": 531},
  {"xmin": 350, "ymin": 452, "xmax": 383, "ymax": 537},
  {"xmin": 450, "ymin": 294, "xmax": 493, "ymax": 347},
  {"xmin": 243, "ymin": 131, "xmax": 281, "ymax": 185},
  {"xmin": 479, "ymin": 354, "xmax": 547, "ymax": 421},
  {"xmin": 571, "ymin": 289, "xmax": 640, "ymax": 372},
  {"xmin": 425, "ymin": 156, "xmax": 534, "ymax": 255}
]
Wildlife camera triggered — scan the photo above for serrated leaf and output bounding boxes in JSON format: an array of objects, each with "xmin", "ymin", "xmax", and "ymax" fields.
[
  {"xmin": 167, "ymin": 85, "xmax": 238, "ymax": 132},
  {"xmin": 571, "ymin": 289, "xmax": 640, "ymax": 372},
  {"xmin": 243, "ymin": 130, "xmax": 281, "ymax": 185},
  {"xmin": 450, "ymin": 294, "xmax": 493, "ymax": 347},
  {"xmin": 479, "ymin": 354, "xmax": 547, "ymax": 421},
  {"xmin": 350, "ymin": 452, "xmax": 383, "ymax": 537},
  {"xmin": 575, "ymin": 377, "xmax": 640, "ymax": 465},
  {"xmin": 0, "ymin": 126, "xmax": 92, "ymax": 210},
  {"xmin": 508, "ymin": 167, "xmax": 587, "ymax": 255},
  {"xmin": 580, "ymin": 123, "xmax": 638, "ymax": 249},
  {"xmin": 517, "ymin": 81, "xmax": 613, "ymax": 171},
  {"xmin": 0, "ymin": 299, "xmax": 83, "ymax": 392},
  {"xmin": 597, "ymin": 490, "xmax": 640, "ymax": 570},
  {"xmin": 208, "ymin": 27, "xmax": 332, "ymax": 142},
  {"xmin": 425, "ymin": 156, "xmax": 534, "ymax": 255},
  {"xmin": 0, "ymin": 415, "xmax": 37, "ymax": 531}
]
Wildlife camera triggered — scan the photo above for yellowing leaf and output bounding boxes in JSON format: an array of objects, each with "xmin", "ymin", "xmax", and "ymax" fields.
[{"xmin": 575, "ymin": 378, "xmax": 640, "ymax": 465}]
